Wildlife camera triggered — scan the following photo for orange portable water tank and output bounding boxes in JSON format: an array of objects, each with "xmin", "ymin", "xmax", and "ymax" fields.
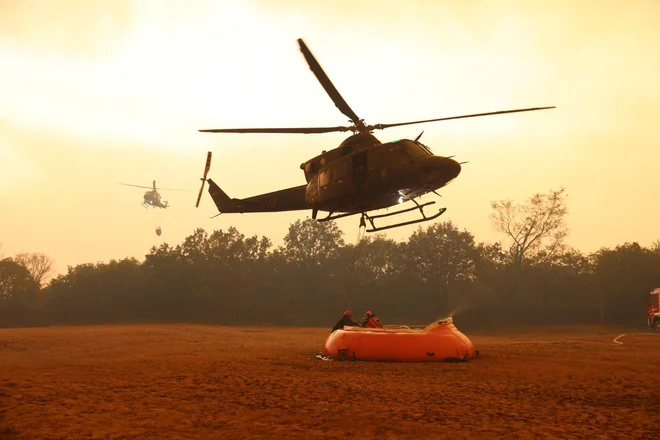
[{"xmin": 322, "ymin": 317, "xmax": 477, "ymax": 362}]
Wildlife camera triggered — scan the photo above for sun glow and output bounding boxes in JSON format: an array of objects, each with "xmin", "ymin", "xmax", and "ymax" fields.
[{"xmin": 1, "ymin": 0, "xmax": 660, "ymax": 276}]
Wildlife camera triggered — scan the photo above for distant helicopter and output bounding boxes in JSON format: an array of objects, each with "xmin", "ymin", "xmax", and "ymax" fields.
[
  {"xmin": 196, "ymin": 38, "xmax": 555, "ymax": 232},
  {"xmin": 119, "ymin": 180, "xmax": 184, "ymax": 209}
]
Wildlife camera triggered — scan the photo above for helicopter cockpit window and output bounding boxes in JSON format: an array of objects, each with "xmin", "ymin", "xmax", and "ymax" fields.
[
  {"xmin": 405, "ymin": 141, "xmax": 431, "ymax": 159},
  {"xmin": 319, "ymin": 169, "xmax": 331, "ymax": 187}
]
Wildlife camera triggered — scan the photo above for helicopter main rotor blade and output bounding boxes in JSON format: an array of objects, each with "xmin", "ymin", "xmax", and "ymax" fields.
[
  {"xmin": 199, "ymin": 126, "xmax": 353, "ymax": 134},
  {"xmin": 367, "ymin": 107, "xmax": 556, "ymax": 131},
  {"xmin": 297, "ymin": 38, "xmax": 364, "ymax": 130},
  {"xmin": 118, "ymin": 183, "xmax": 153, "ymax": 189},
  {"xmin": 119, "ymin": 182, "xmax": 188, "ymax": 191}
]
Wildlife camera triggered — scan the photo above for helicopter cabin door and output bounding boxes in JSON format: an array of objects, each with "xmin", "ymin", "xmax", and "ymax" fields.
[
  {"xmin": 352, "ymin": 150, "xmax": 368, "ymax": 193},
  {"xmin": 318, "ymin": 156, "xmax": 352, "ymax": 205}
]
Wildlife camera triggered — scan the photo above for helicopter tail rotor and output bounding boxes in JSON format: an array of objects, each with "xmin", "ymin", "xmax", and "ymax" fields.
[{"xmin": 196, "ymin": 151, "xmax": 213, "ymax": 208}]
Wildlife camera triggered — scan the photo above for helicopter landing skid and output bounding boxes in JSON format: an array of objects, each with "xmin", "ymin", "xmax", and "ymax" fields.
[
  {"xmin": 361, "ymin": 201, "xmax": 446, "ymax": 233},
  {"xmin": 317, "ymin": 201, "xmax": 446, "ymax": 232},
  {"xmin": 317, "ymin": 211, "xmax": 362, "ymax": 222}
]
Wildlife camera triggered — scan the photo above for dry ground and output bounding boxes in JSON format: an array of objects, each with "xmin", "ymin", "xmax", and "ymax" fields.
[{"xmin": 1, "ymin": 323, "xmax": 659, "ymax": 439}]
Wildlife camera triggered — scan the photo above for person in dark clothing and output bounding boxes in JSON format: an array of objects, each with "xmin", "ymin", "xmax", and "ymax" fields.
[{"xmin": 331, "ymin": 310, "xmax": 359, "ymax": 333}]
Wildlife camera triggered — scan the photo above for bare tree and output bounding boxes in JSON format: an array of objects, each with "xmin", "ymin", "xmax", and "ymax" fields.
[
  {"xmin": 490, "ymin": 188, "xmax": 568, "ymax": 267},
  {"xmin": 13, "ymin": 252, "xmax": 54, "ymax": 286}
]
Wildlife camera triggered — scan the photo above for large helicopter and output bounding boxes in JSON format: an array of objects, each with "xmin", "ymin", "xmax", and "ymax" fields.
[
  {"xmin": 196, "ymin": 38, "xmax": 555, "ymax": 232},
  {"xmin": 119, "ymin": 180, "xmax": 183, "ymax": 209}
]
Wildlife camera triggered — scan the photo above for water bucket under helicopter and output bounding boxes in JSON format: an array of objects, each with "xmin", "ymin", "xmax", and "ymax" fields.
[{"xmin": 152, "ymin": 206, "xmax": 164, "ymax": 237}]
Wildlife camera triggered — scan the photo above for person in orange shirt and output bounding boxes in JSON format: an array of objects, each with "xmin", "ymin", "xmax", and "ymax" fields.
[{"xmin": 360, "ymin": 310, "xmax": 383, "ymax": 328}]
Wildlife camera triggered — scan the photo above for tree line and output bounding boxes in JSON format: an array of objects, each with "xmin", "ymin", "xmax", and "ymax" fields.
[{"xmin": 2, "ymin": 188, "xmax": 659, "ymax": 330}]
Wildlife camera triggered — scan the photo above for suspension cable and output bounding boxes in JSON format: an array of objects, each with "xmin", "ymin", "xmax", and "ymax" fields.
[{"xmin": 341, "ymin": 214, "xmax": 368, "ymax": 309}]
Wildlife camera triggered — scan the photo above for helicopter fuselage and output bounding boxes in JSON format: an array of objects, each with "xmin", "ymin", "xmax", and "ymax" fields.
[
  {"xmin": 203, "ymin": 134, "xmax": 459, "ymax": 219},
  {"xmin": 300, "ymin": 134, "xmax": 460, "ymax": 213},
  {"xmin": 144, "ymin": 190, "xmax": 160, "ymax": 202},
  {"xmin": 143, "ymin": 190, "xmax": 168, "ymax": 208}
]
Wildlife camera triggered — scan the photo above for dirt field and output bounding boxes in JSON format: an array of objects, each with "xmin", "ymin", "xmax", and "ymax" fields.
[{"xmin": 1, "ymin": 324, "xmax": 659, "ymax": 439}]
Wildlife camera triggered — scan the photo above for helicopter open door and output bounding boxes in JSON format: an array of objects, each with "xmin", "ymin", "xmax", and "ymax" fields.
[{"xmin": 352, "ymin": 150, "xmax": 368, "ymax": 193}]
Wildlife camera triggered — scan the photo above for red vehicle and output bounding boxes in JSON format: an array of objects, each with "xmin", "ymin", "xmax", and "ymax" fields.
[{"xmin": 648, "ymin": 288, "xmax": 660, "ymax": 332}]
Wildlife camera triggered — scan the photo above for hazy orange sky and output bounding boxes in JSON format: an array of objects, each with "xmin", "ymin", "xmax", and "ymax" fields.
[{"xmin": 1, "ymin": 0, "xmax": 659, "ymax": 276}]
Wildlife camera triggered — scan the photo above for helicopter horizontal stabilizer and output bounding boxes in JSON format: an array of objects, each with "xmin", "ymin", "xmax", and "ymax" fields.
[{"xmin": 207, "ymin": 179, "xmax": 309, "ymax": 214}]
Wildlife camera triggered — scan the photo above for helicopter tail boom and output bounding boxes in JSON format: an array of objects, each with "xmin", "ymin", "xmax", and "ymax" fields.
[{"xmin": 207, "ymin": 179, "xmax": 309, "ymax": 214}]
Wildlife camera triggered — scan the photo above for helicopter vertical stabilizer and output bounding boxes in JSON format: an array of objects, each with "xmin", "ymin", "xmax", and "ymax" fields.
[{"xmin": 207, "ymin": 179, "xmax": 236, "ymax": 212}]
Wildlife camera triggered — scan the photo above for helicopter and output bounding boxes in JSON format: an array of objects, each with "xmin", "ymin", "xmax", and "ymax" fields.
[
  {"xmin": 118, "ymin": 180, "xmax": 183, "ymax": 209},
  {"xmin": 195, "ymin": 38, "xmax": 555, "ymax": 232}
]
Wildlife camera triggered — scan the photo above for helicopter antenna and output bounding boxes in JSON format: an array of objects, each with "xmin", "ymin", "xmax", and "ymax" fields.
[{"xmin": 196, "ymin": 151, "xmax": 213, "ymax": 208}]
